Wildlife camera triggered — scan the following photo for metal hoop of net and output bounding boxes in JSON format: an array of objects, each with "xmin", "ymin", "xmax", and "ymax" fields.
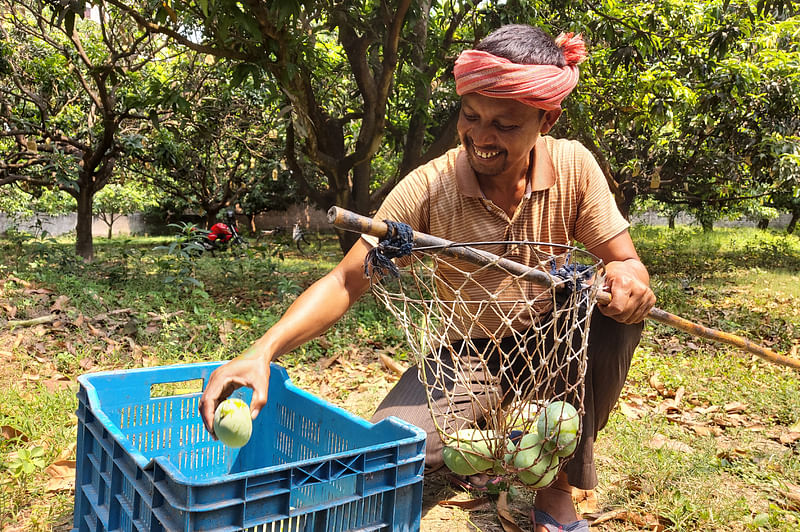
[{"xmin": 368, "ymin": 239, "xmax": 605, "ymax": 487}]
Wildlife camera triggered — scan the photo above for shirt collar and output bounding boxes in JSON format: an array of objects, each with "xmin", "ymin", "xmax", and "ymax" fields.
[{"xmin": 455, "ymin": 137, "xmax": 556, "ymax": 199}]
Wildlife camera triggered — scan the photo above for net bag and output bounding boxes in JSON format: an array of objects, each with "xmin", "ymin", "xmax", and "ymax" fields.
[{"xmin": 367, "ymin": 232, "xmax": 604, "ymax": 488}]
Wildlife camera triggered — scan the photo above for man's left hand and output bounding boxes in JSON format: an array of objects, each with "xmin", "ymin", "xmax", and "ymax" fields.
[{"xmin": 598, "ymin": 259, "xmax": 655, "ymax": 324}]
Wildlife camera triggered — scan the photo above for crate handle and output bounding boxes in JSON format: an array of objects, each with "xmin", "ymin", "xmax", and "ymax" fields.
[{"xmin": 150, "ymin": 378, "xmax": 204, "ymax": 399}]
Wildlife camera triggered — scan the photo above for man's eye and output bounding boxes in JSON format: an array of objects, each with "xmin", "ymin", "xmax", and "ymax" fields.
[
  {"xmin": 463, "ymin": 113, "xmax": 478, "ymax": 121},
  {"xmin": 496, "ymin": 123, "xmax": 517, "ymax": 131}
]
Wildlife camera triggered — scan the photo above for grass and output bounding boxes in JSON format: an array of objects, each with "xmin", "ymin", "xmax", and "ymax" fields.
[{"xmin": 0, "ymin": 225, "xmax": 799, "ymax": 530}]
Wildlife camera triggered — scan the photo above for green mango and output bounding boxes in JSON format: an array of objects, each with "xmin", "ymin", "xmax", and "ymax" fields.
[
  {"xmin": 537, "ymin": 401, "xmax": 580, "ymax": 457},
  {"xmin": 512, "ymin": 432, "xmax": 559, "ymax": 487}
]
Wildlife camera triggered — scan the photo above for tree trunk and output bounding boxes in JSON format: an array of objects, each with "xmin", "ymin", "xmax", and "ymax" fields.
[
  {"xmin": 332, "ymin": 182, "xmax": 360, "ymax": 253},
  {"xmin": 615, "ymin": 178, "xmax": 636, "ymax": 220},
  {"xmin": 757, "ymin": 217, "xmax": 769, "ymax": 230},
  {"xmin": 701, "ymin": 218, "xmax": 713, "ymax": 232},
  {"xmin": 106, "ymin": 214, "xmax": 117, "ymax": 239},
  {"xmin": 668, "ymin": 214, "xmax": 676, "ymax": 229},
  {"xmin": 205, "ymin": 208, "xmax": 221, "ymax": 229},
  {"xmin": 788, "ymin": 210, "xmax": 798, "ymax": 234},
  {"xmin": 75, "ymin": 183, "xmax": 94, "ymax": 261}
]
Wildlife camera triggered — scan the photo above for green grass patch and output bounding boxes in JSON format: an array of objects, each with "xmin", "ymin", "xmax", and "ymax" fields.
[{"xmin": 0, "ymin": 226, "xmax": 799, "ymax": 530}]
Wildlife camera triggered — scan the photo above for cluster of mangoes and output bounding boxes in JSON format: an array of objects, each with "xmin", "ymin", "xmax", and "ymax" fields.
[{"xmin": 442, "ymin": 401, "xmax": 579, "ymax": 488}]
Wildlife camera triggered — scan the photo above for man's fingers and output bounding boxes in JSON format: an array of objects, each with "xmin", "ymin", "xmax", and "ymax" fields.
[
  {"xmin": 199, "ymin": 360, "xmax": 270, "ymax": 432},
  {"xmin": 199, "ymin": 370, "xmax": 241, "ymax": 437}
]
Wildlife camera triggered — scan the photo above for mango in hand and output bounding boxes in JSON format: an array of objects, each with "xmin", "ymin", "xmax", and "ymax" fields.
[{"xmin": 213, "ymin": 398, "xmax": 252, "ymax": 448}]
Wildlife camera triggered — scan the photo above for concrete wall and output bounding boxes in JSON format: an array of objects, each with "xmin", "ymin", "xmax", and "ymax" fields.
[
  {"xmin": 1, "ymin": 206, "xmax": 793, "ymax": 238},
  {"xmin": 0, "ymin": 204, "xmax": 331, "ymax": 238},
  {"xmin": 250, "ymin": 204, "xmax": 329, "ymax": 232},
  {"xmin": 0, "ymin": 212, "xmax": 149, "ymax": 237},
  {"xmin": 630, "ymin": 211, "xmax": 792, "ymax": 229}
]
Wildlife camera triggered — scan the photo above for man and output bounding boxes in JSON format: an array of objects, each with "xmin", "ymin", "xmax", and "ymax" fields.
[{"xmin": 199, "ymin": 24, "xmax": 655, "ymax": 532}]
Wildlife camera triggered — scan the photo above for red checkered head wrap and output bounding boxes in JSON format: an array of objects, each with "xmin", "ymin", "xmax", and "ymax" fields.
[{"xmin": 453, "ymin": 33, "xmax": 587, "ymax": 111}]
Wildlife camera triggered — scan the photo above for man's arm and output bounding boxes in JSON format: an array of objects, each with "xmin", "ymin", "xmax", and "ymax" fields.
[
  {"xmin": 587, "ymin": 230, "xmax": 656, "ymax": 324},
  {"xmin": 199, "ymin": 238, "xmax": 373, "ymax": 435}
]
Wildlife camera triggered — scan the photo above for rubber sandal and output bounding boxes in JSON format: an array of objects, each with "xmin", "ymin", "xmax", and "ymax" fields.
[{"xmin": 532, "ymin": 508, "xmax": 590, "ymax": 531}]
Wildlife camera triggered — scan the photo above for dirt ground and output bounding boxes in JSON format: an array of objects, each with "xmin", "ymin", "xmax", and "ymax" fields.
[{"xmin": 419, "ymin": 472, "xmax": 538, "ymax": 531}]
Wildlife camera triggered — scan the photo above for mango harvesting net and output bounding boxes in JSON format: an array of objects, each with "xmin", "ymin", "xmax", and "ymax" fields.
[{"xmin": 366, "ymin": 234, "xmax": 604, "ymax": 488}]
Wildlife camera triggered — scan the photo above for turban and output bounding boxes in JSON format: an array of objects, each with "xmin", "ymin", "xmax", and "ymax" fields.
[{"xmin": 453, "ymin": 33, "xmax": 587, "ymax": 111}]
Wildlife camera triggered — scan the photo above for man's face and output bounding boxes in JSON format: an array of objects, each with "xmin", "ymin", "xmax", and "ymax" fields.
[{"xmin": 457, "ymin": 93, "xmax": 554, "ymax": 180}]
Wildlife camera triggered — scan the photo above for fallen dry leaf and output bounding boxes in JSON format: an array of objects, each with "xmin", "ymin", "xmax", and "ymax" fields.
[
  {"xmin": 218, "ymin": 320, "xmax": 234, "ymax": 345},
  {"xmin": 619, "ymin": 401, "xmax": 647, "ymax": 420},
  {"xmin": 2, "ymin": 303, "xmax": 17, "ymax": 319},
  {"xmin": 673, "ymin": 386, "xmax": 685, "ymax": 406},
  {"xmin": 649, "ymin": 373, "xmax": 665, "ymax": 395},
  {"xmin": 318, "ymin": 353, "xmax": 341, "ymax": 370},
  {"xmin": 648, "ymin": 433, "xmax": 694, "ymax": 454},
  {"xmin": 12, "ymin": 333, "xmax": 23, "ymax": 349},
  {"xmin": 50, "ymin": 295, "xmax": 70, "ymax": 313},
  {"xmin": 437, "ymin": 496, "xmax": 490, "ymax": 509},
  {"xmin": 1, "ymin": 425, "xmax": 28, "ymax": 441},
  {"xmin": 87, "ymin": 323, "xmax": 106, "ymax": 337},
  {"xmin": 496, "ymin": 491, "xmax": 524, "ymax": 532},
  {"xmin": 44, "ymin": 459, "xmax": 76, "ymax": 492},
  {"xmin": 691, "ymin": 425, "xmax": 723, "ymax": 437},
  {"xmin": 588, "ymin": 508, "xmax": 667, "ymax": 530},
  {"xmin": 24, "ymin": 287, "xmax": 53, "ymax": 296},
  {"xmin": 57, "ymin": 441, "xmax": 77, "ymax": 461},
  {"xmin": 716, "ymin": 446, "xmax": 749, "ymax": 461},
  {"xmin": 779, "ymin": 432, "xmax": 800, "ymax": 445},
  {"xmin": 43, "ymin": 374, "xmax": 72, "ymax": 393},
  {"xmin": 379, "ymin": 353, "xmax": 408, "ymax": 376},
  {"xmin": 777, "ymin": 482, "xmax": 800, "ymax": 511},
  {"xmin": 724, "ymin": 401, "xmax": 747, "ymax": 414},
  {"xmin": 573, "ymin": 488, "xmax": 599, "ymax": 515}
]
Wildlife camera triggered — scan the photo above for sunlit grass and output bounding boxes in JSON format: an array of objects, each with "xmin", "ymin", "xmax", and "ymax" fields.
[{"xmin": 0, "ymin": 226, "xmax": 799, "ymax": 529}]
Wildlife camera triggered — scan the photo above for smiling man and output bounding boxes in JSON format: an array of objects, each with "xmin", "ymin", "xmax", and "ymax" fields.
[{"xmin": 199, "ymin": 24, "xmax": 655, "ymax": 532}]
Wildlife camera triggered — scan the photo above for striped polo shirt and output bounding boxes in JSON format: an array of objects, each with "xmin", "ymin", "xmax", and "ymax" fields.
[{"xmin": 368, "ymin": 135, "xmax": 628, "ymax": 340}]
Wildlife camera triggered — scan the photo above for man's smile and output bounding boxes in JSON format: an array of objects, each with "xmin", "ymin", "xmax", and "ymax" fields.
[{"xmin": 473, "ymin": 147, "xmax": 500, "ymax": 159}]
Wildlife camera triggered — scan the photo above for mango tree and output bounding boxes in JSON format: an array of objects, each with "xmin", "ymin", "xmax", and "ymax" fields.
[
  {"xmin": 138, "ymin": 56, "xmax": 278, "ymax": 228},
  {"xmin": 94, "ymin": 0, "xmax": 493, "ymax": 250},
  {"xmin": 559, "ymin": 0, "xmax": 800, "ymax": 227},
  {"xmin": 93, "ymin": 181, "xmax": 159, "ymax": 238},
  {"xmin": 0, "ymin": 1, "xmax": 174, "ymax": 259}
]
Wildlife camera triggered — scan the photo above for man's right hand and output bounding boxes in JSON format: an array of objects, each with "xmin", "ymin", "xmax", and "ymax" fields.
[{"xmin": 199, "ymin": 357, "xmax": 270, "ymax": 438}]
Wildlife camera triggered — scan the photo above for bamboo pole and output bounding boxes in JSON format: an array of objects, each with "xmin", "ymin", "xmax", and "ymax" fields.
[{"xmin": 328, "ymin": 206, "xmax": 800, "ymax": 371}]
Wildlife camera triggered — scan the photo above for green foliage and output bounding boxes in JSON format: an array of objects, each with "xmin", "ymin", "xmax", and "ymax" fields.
[
  {"xmin": 0, "ymin": 0, "xmax": 189, "ymax": 258},
  {"xmin": 153, "ymin": 222, "xmax": 209, "ymax": 295},
  {"xmin": 5, "ymin": 446, "xmax": 45, "ymax": 479},
  {"xmin": 141, "ymin": 58, "xmax": 281, "ymax": 223},
  {"xmin": 0, "ymin": 186, "xmax": 75, "ymax": 217},
  {"xmin": 93, "ymin": 182, "xmax": 161, "ymax": 238},
  {"xmin": 558, "ymin": 0, "xmax": 800, "ymax": 217}
]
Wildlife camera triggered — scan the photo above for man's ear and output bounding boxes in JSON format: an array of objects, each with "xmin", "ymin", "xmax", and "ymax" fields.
[{"xmin": 539, "ymin": 109, "xmax": 562, "ymax": 134}]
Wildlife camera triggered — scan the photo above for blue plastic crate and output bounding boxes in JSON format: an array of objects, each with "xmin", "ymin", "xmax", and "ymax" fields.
[{"xmin": 72, "ymin": 362, "xmax": 426, "ymax": 531}]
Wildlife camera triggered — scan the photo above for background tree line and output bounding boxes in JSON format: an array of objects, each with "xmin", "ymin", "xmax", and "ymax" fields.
[{"xmin": 1, "ymin": 0, "xmax": 798, "ymax": 260}]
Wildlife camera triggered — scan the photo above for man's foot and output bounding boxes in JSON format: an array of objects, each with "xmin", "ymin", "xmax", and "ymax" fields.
[
  {"xmin": 531, "ymin": 508, "xmax": 589, "ymax": 532},
  {"xmin": 532, "ymin": 473, "xmax": 581, "ymax": 532}
]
